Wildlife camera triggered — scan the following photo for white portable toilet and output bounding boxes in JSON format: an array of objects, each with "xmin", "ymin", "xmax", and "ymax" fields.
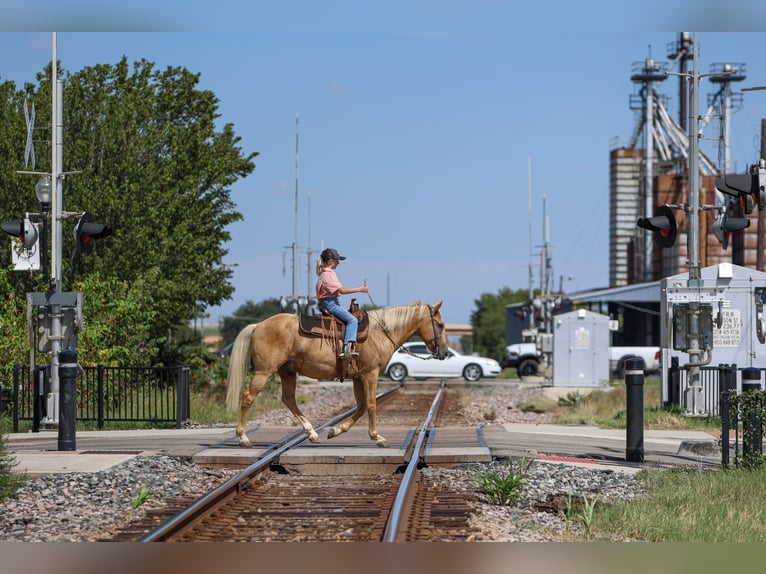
[{"xmin": 552, "ymin": 309, "xmax": 610, "ymax": 387}]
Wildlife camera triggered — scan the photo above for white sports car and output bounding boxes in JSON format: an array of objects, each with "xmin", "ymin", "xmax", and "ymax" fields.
[{"xmin": 385, "ymin": 341, "xmax": 501, "ymax": 382}]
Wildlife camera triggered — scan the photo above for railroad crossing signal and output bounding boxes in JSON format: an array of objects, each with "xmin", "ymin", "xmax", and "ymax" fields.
[
  {"xmin": 712, "ymin": 210, "xmax": 750, "ymax": 250},
  {"xmin": 715, "ymin": 162, "xmax": 766, "ymax": 215},
  {"xmin": 2, "ymin": 216, "xmax": 39, "ymax": 250},
  {"xmin": 73, "ymin": 212, "xmax": 112, "ymax": 255},
  {"xmin": 637, "ymin": 205, "xmax": 677, "ymax": 248}
]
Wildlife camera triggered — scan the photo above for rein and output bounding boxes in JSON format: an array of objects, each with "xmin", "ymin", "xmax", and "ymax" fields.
[{"xmin": 366, "ymin": 289, "xmax": 442, "ymax": 361}]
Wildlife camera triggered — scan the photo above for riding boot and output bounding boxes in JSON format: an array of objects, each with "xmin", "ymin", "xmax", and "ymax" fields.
[{"xmin": 342, "ymin": 342, "xmax": 359, "ymax": 359}]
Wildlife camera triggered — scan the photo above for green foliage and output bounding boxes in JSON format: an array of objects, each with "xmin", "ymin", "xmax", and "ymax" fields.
[
  {"xmin": 729, "ymin": 388, "xmax": 766, "ymax": 469},
  {"xmin": 0, "ymin": 267, "xmax": 34, "ymax": 384},
  {"xmin": 472, "ymin": 455, "xmax": 535, "ymax": 506},
  {"xmin": 594, "ymin": 465, "xmax": 766, "ymax": 542},
  {"xmin": 0, "ymin": 426, "xmax": 26, "ymax": 501},
  {"xmin": 549, "ymin": 377, "xmax": 721, "ymax": 432},
  {"xmin": 219, "ymin": 299, "xmax": 281, "ymax": 347},
  {"xmin": 131, "ymin": 484, "xmax": 152, "ymax": 509},
  {"xmin": 563, "ymin": 492, "xmax": 600, "ymax": 541},
  {"xmin": 73, "ymin": 271, "xmax": 160, "ymax": 366},
  {"xmin": 557, "ymin": 392, "xmax": 581, "ymax": 407},
  {"xmin": 0, "ymin": 58, "xmax": 258, "ymax": 368},
  {"xmin": 470, "ymin": 287, "xmax": 530, "ymax": 361}
]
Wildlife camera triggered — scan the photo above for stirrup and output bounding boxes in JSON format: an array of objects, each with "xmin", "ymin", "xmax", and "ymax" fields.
[{"xmin": 341, "ymin": 343, "xmax": 358, "ymax": 359}]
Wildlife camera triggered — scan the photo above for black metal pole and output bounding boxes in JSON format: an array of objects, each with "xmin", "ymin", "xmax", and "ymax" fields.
[
  {"xmin": 668, "ymin": 356, "xmax": 680, "ymax": 407},
  {"xmin": 719, "ymin": 364, "xmax": 737, "ymax": 468},
  {"xmin": 625, "ymin": 357, "xmax": 645, "ymax": 463},
  {"xmin": 57, "ymin": 349, "xmax": 77, "ymax": 451},
  {"xmin": 741, "ymin": 367, "xmax": 762, "ymax": 461},
  {"xmin": 41, "ymin": 211, "xmax": 49, "ymax": 286},
  {"xmin": 720, "ymin": 388, "xmax": 730, "ymax": 469}
]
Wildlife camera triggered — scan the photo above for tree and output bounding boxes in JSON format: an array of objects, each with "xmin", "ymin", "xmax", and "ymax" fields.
[
  {"xmin": 470, "ymin": 287, "xmax": 530, "ymax": 361},
  {"xmin": 219, "ymin": 299, "xmax": 282, "ymax": 346},
  {"xmin": 0, "ymin": 59, "xmax": 258, "ymax": 366}
]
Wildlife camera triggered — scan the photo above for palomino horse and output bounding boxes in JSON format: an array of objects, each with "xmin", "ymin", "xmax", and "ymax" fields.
[{"xmin": 225, "ymin": 301, "xmax": 448, "ymax": 448}]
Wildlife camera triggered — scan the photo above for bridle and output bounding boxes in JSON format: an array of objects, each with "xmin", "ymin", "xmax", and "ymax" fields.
[{"xmin": 371, "ymin": 300, "xmax": 445, "ymax": 360}]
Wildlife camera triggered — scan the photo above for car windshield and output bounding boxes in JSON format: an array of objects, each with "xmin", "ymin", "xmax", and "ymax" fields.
[{"xmin": 407, "ymin": 344, "xmax": 429, "ymax": 354}]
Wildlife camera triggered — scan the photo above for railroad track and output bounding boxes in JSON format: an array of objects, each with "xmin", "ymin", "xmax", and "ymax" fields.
[{"xmin": 112, "ymin": 381, "xmax": 478, "ymax": 542}]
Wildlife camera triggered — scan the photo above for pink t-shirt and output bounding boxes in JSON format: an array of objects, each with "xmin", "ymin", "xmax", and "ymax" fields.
[{"xmin": 316, "ymin": 268, "xmax": 343, "ymax": 300}]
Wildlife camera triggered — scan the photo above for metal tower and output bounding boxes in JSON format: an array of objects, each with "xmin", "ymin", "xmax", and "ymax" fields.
[{"xmin": 630, "ymin": 54, "xmax": 668, "ymax": 281}]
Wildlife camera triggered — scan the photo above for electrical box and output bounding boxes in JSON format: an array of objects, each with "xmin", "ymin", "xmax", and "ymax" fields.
[
  {"xmin": 552, "ymin": 309, "xmax": 610, "ymax": 387},
  {"xmin": 661, "ymin": 263, "xmax": 766, "ymax": 405}
]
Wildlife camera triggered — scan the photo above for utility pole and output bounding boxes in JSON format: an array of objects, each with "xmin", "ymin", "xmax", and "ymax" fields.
[
  {"xmin": 683, "ymin": 32, "xmax": 705, "ymax": 415},
  {"xmin": 527, "ymin": 157, "xmax": 535, "ymax": 330},
  {"xmin": 45, "ymin": 33, "xmax": 64, "ymax": 424}
]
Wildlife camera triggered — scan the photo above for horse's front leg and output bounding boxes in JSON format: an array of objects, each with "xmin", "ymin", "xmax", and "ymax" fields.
[
  {"xmin": 326, "ymin": 377, "xmax": 367, "ymax": 440},
  {"xmin": 363, "ymin": 376, "xmax": 387, "ymax": 447},
  {"xmin": 279, "ymin": 368, "xmax": 321, "ymax": 443}
]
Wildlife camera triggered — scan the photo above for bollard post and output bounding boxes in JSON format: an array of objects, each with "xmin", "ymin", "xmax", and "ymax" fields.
[
  {"xmin": 741, "ymin": 367, "xmax": 762, "ymax": 462},
  {"xmin": 719, "ymin": 364, "xmax": 737, "ymax": 468},
  {"xmin": 625, "ymin": 357, "xmax": 645, "ymax": 463},
  {"xmin": 668, "ymin": 356, "xmax": 680, "ymax": 407},
  {"xmin": 58, "ymin": 349, "xmax": 77, "ymax": 452}
]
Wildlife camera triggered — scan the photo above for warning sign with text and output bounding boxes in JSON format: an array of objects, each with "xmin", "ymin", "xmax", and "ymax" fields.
[{"xmin": 713, "ymin": 309, "xmax": 741, "ymax": 347}]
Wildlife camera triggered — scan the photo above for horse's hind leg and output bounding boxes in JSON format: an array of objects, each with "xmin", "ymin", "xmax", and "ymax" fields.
[
  {"xmin": 279, "ymin": 367, "xmax": 321, "ymax": 443},
  {"xmin": 236, "ymin": 371, "xmax": 271, "ymax": 448}
]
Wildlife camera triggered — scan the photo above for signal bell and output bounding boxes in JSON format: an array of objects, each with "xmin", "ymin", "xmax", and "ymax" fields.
[{"xmin": 637, "ymin": 205, "xmax": 677, "ymax": 248}]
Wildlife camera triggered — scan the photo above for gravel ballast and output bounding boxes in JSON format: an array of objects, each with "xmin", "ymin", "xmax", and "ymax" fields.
[{"xmin": 0, "ymin": 381, "xmax": 647, "ymax": 542}]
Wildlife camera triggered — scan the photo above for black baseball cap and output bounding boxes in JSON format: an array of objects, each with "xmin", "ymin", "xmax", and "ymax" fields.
[{"xmin": 321, "ymin": 248, "xmax": 346, "ymax": 262}]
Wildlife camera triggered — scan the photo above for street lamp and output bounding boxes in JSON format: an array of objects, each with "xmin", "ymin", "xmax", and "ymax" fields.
[
  {"xmin": 35, "ymin": 175, "xmax": 52, "ymax": 211},
  {"xmin": 34, "ymin": 175, "xmax": 51, "ymax": 284}
]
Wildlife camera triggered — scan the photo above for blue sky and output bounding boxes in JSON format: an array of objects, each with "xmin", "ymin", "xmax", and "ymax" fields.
[{"xmin": 1, "ymin": 6, "xmax": 766, "ymax": 325}]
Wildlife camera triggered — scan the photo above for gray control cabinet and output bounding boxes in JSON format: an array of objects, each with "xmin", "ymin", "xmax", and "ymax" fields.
[
  {"xmin": 552, "ymin": 309, "xmax": 610, "ymax": 387},
  {"xmin": 661, "ymin": 263, "xmax": 766, "ymax": 404}
]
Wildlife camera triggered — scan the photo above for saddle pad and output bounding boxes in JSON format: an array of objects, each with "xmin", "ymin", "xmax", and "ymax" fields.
[{"xmin": 298, "ymin": 312, "xmax": 369, "ymax": 342}]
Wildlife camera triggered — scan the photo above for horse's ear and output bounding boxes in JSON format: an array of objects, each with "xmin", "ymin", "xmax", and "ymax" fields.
[{"xmin": 431, "ymin": 301, "xmax": 443, "ymax": 313}]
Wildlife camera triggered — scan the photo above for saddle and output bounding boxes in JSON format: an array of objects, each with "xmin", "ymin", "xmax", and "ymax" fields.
[{"xmin": 298, "ymin": 299, "xmax": 369, "ymax": 380}]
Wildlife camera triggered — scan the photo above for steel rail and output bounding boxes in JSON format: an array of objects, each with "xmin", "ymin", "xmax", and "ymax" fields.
[
  {"xmin": 139, "ymin": 382, "xmax": 403, "ymax": 542},
  {"xmin": 381, "ymin": 379, "xmax": 446, "ymax": 542}
]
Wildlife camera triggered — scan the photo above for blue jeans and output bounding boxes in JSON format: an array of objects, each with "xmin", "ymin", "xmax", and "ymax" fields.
[{"xmin": 318, "ymin": 297, "xmax": 357, "ymax": 344}]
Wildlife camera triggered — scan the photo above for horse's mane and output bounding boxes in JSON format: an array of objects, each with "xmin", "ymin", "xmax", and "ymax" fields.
[{"xmin": 368, "ymin": 302, "xmax": 425, "ymax": 331}]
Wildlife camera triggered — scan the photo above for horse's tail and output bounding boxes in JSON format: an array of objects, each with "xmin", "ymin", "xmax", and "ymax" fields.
[{"xmin": 225, "ymin": 323, "xmax": 257, "ymax": 411}]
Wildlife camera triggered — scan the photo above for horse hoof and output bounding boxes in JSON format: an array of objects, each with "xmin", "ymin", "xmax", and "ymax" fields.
[
  {"xmin": 327, "ymin": 426, "xmax": 339, "ymax": 440},
  {"xmin": 376, "ymin": 438, "xmax": 388, "ymax": 448},
  {"xmin": 238, "ymin": 437, "xmax": 252, "ymax": 448},
  {"xmin": 308, "ymin": 433, "xmax": 321, "ymax": 443}
]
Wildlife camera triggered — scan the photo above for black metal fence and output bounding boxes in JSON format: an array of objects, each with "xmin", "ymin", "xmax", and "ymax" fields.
[
  {"xmin": 669, "ymin": 361, "xmax": 766, "ymax": 417},
  {"xmin": 6, "ymin": 364, "xmax": 191, "ymax": 432}
]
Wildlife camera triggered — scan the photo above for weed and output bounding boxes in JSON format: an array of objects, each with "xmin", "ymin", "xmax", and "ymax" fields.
[
  {"xmin": 483, "ymin": 408, "xmax": 497, "ymax": 421},
  {"xmin": 561, "ymin": 491, "xmax": 600, "ymax": 541},
  {"xmin": 131, "ymin": 484, "xmax": 152, "ymax": 511},
  {"xmin": 558, "ymin": 392, "xmax": 581, "ymax": 407},
  {"xmin": 473, "ymin": 455, "xmax": 535, "ymax": 506}
]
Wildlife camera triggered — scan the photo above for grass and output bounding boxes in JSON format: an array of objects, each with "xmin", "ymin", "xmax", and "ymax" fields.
[
  {"xmin": 518, "ymin": 376, "xmax": 721, "ymax": 432},
  {"xmin": 506, "ymin": 376, "xmax": 766, "ymax": 542},
  {"xmin": 190, "ymin": 375, "xmax": 315, "ymax": 425},
  {"xmin": 592, "ymin": 466, "xmax": 766, "ymax": 542}
]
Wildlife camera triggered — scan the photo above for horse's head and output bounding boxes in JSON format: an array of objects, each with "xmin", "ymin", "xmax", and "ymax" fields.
[{"xmin": 419, "ymin": 301, "xmax": 449, "ymax": 360}]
